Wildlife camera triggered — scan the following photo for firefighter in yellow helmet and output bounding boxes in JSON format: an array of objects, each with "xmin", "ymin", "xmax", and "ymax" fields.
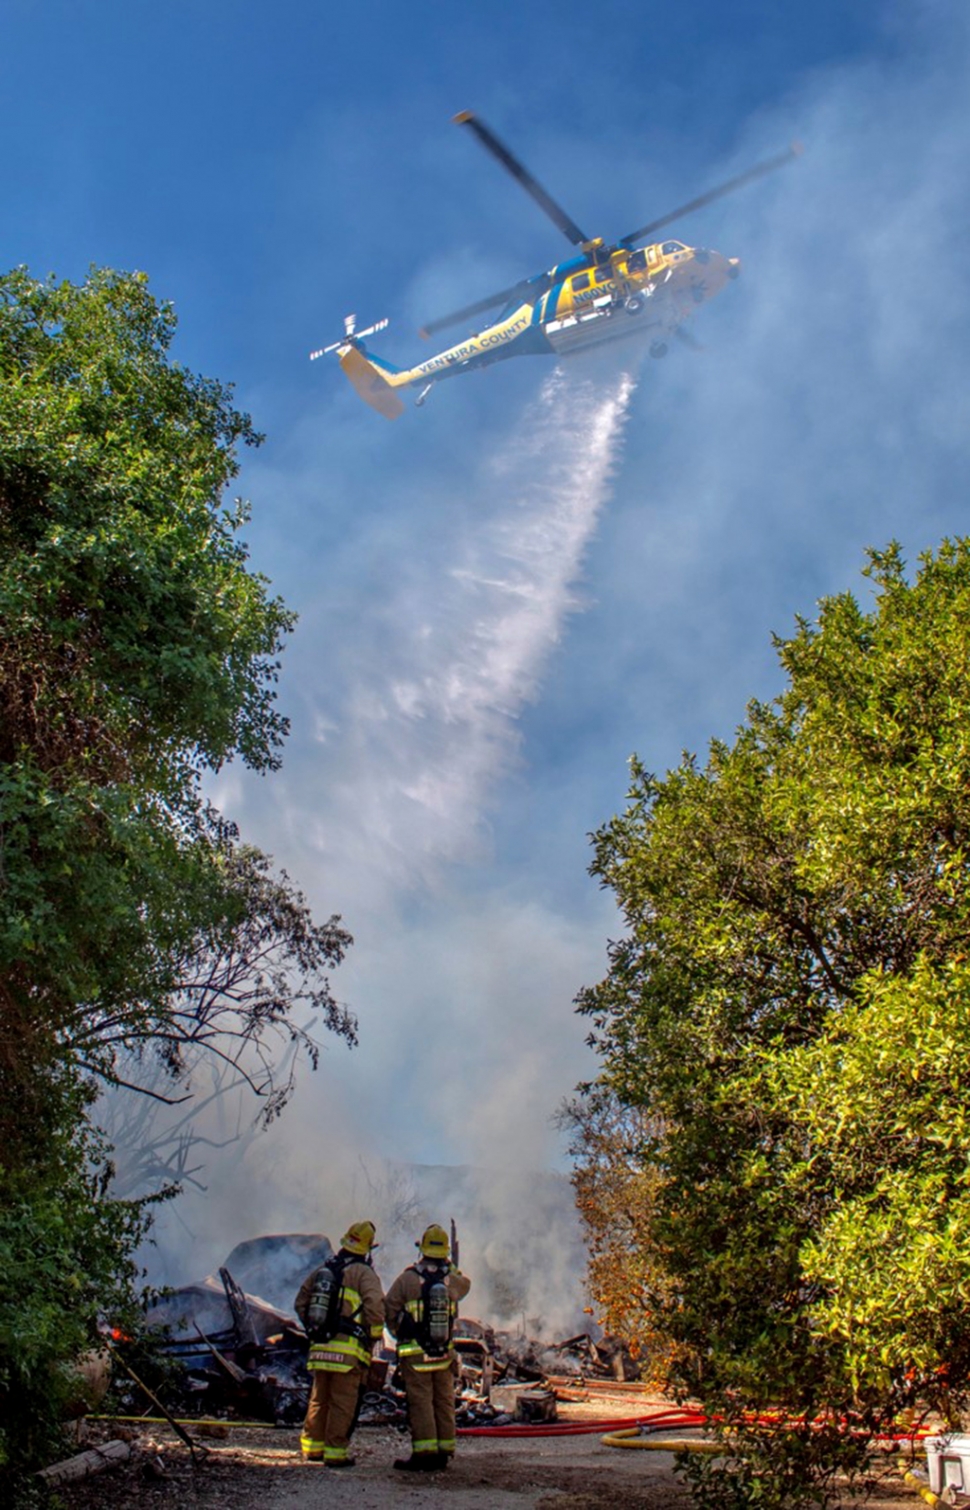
[
  {"xmin": 294, "ymin": 1220, "xmax": 384, "ymax": 1467},
  {"xmin": 385, "ymin": 1223, "xmax": 471, "ymax": 1472}
]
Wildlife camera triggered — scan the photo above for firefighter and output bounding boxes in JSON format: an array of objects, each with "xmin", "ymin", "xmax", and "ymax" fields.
[
  {"xmin": 385, "ymin": 1223, "xmax": 471, "ymax": 1472},
  {"xmin": 294, "ymin": 1220, "xmax": 384, "ymax": 1467}
]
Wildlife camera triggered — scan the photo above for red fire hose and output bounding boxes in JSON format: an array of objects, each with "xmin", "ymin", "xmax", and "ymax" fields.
[
  {"xmin": 458, "ymin": 1406, "xmax": 706, "ymax": 1438},
  {"xmin": 459, "ymin": 1405, "xmax": 934, "ymax": 1445}
]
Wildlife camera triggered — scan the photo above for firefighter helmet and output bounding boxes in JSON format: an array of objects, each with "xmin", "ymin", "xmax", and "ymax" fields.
[
  {"xmin": 418, "ymin": 1223, "xmax": 450, "ymax": 1260},
  {"xmin": 340, "ymin": 1219, "xmax": 377, "ymax": 1256}
]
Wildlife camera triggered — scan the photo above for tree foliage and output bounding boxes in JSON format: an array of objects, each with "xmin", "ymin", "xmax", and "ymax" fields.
[
  {"xmin": 570, "ymin": 541, "xmax": 970, "ymax": 1506},
  {"xmin": 0, "ymin": 265, "xmax": 289, "ymax": 784},
  {"xmin": 0, "ymin": 267, "xmax": 307, "ymax": 1124},
  {"xmin": 563, "ymin": 1094, "xmax": 678, "ymax": 1379},
  {"xmin": 0, "ymin": 1079, "xmax": 150, "ymax": 1489},
  {"xmin": 0, "ymin": 266, "xmax": 352, "ymax": 1493}
]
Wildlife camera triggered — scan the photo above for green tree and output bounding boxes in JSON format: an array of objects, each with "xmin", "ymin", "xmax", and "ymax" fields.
[
  {"xmin": 571, "ymin": 541, "xmax": 970, "ymax": 1507},
  {"xmin": 774, "ymin": 958, "xmax": 970, "ymax": 1402},
  {"xmin": 0, "ymin": 266, "xmax": 298, "ymax": 1127},
  {"xmin": 0, "ymin": 266, "xmax": 352, "ymax": 1493},
  {"xmin": 0, "ymin": 1072, "xmax": 150, "ymax": 1488}
]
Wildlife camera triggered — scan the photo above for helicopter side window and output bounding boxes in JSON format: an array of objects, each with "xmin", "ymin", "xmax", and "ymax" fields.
[
  {"xmin": 626, "ymin": 249, "xmax": 647, "ymax": 272},
  {"xmin": 594, "ymin": 264, "xmax": 613, "ymax": 283},
  {"xmin": 572, "ymin": 272, "xmax": 590, "ymax": 292}
]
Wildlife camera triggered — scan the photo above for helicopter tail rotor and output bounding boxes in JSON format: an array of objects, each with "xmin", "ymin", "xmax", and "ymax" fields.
[{"xmin": 310, "ymin": 314, "xmax": 390, "ymax": 361}]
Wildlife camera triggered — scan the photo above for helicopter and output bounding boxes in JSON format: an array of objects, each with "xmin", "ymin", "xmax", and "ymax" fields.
[{"xmin": 311, "ymin": 112, "xmax": 800, "ymax": 420}]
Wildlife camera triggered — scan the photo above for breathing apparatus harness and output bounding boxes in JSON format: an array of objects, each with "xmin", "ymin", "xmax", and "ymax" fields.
[
  {"xmin": 305, "ymin": 1250, "xmax": 370, "ymax": 1348},
  {"xmin": 398, "ymin": 1259, "xmax": 453, "ymax": 1358}
]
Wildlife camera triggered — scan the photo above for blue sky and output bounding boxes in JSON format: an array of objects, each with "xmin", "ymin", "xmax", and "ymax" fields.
[{"xmin": 5, "ymin": 1, "xmax": 970, "ymax": 1302}]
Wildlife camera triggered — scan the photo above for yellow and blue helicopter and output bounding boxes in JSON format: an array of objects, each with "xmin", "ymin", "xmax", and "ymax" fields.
[{"xmin": 312, "ymin": 113, "xmax": 799, "ymax": 419}]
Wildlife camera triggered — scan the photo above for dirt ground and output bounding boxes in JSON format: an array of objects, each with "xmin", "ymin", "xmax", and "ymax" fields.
[
  {"xmin": 53, "ymin": 1404, "xmax": 925, "ymax": 1510},
  {"xmin": 55, "ymin": 1422, "xmax": 692, "ymax": 1510}
]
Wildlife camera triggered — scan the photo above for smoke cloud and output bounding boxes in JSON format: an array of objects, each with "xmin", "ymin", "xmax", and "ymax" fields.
[{"xmin": 129, "ymin": 365, "xmax": 636, "ymax": 1333}]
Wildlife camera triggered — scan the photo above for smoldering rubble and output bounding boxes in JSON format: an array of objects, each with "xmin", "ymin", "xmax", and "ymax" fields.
[{"xmin": 130, "ymin": 1232, "xmax": 639, "ymax": 1428}]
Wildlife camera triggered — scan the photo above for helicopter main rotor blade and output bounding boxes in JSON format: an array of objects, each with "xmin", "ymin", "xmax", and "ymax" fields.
[
  {"xmin": 418, "ymin": 280, "xmax": 534, "ymax": 340},
  {"xmin": 619, "ymin": 142, "xmax": 803, "ymax": 248},
  {"xmin": 455, "ymin": 111, "xmax": 590, "ymax": 247}
]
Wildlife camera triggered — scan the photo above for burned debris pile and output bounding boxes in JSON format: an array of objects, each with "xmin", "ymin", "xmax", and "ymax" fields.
[
  {"xmin": 137, "ymin": 1235, "xmax": 331, "ymax": 1425},
  {"xmin": 129, "ymin": 1233, "xmax": 639, "ymax": 1430},
  {"xmin": 485, "ymin": 1326, "xmax": 640, "ymax": 1384}
]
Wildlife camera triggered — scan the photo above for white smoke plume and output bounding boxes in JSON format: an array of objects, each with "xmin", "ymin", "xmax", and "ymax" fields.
[{"xmin": 125, "ymin": 362, "xmax": 638, "ymax": 1336}]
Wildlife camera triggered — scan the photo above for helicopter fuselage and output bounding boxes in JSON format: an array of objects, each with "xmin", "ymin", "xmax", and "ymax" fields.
[{"xmin": 341, "ymin": 239, "xmax": 738, "ymax": 415}]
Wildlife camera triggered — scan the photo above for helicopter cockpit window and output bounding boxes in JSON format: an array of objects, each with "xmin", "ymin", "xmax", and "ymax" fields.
[
  {"xmin": 627, "ymin": 249, "xmax": 647, "ymax": 272},
  {"xmin": 571, "ymin": 272, "xmax": 590, "ymax": 292},
  {"xmin": 662, "ymin": 240, "xmax": 686, "ymax": 255}
]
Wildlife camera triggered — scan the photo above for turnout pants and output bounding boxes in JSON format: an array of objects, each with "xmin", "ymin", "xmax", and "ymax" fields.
[
  {"xmin": 300, "ymin": 1363, "xmax": 366, "ymax": 1463},
  {"xmin": 401, "ymin": 1356, "xmax": 458, "ymax": 1459}
]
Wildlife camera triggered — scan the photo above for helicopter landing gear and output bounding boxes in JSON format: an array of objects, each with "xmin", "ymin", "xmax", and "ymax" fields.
[
  {"xmin": 415, "ymin": 383, "xmax": 434, "ymax": 407},
  {"xmin": 650, "ymin": 341, "xmax": 668, "ymax": 359},
  {"xmin": 624, "ymin": 296, "xmax": 643, "ymax": 315}
]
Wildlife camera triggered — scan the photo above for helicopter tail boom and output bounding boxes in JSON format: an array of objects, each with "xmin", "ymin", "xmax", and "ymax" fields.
[{"xmin": 339, "ymin": 344, "xmax": 405, "ymax": 420}]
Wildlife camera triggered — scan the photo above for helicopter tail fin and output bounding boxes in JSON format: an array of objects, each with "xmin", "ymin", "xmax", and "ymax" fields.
[{"xmin": 339, "ymin": 345, "xmax": 406, "ymax": 420}]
